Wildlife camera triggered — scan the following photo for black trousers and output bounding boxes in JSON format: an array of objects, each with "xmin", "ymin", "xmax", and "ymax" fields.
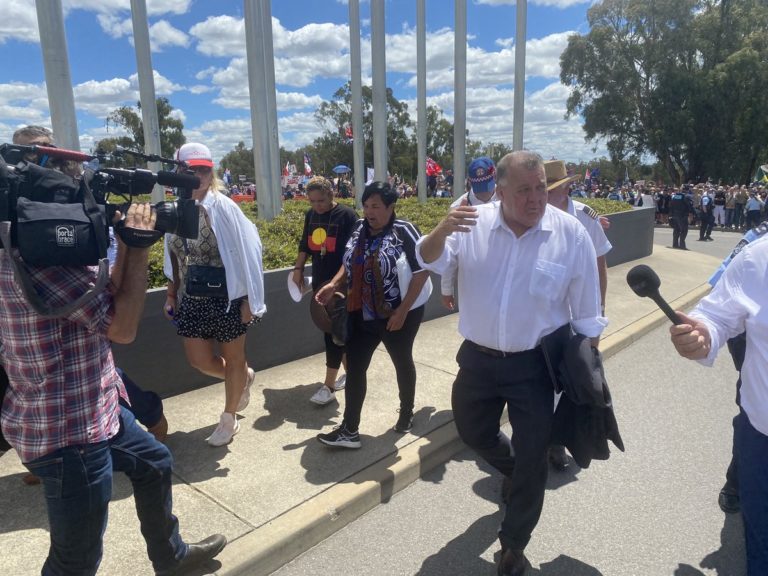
[
  {"xmin": 452, "ymin": 341, "xmax": 554, "ymax": 551},
  {"xmin": 746, "ymin": 210, "xmax": 762, "ymax": 230},
  {"xmin": 670, "ymin": 216, "xmax": 689, "ymax": 248},
  {"xmin": 699, "ymin": 213, "xmax": 714, "ymax": 239},
  {"xmin": 343, "ymin": 306, "xmax": 425, "ymax": 431},
  {"xmin": 323, "ymin": 332, "xmax": 345, "ymax": 370}
]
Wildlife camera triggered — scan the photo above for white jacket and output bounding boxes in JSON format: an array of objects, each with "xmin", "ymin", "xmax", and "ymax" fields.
[{"xmin": 164, "ymin": 190, "xmax": 266, "ymax": 317}]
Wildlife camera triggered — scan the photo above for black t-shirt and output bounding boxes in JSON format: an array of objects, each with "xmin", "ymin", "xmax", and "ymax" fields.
[
  {"xmin": 714, "ymin": 191, "xmax": 726, "ymax": 206},
  {"xmin": 299, "ymin": 204, "xmax": 359, "ymax": 290}
]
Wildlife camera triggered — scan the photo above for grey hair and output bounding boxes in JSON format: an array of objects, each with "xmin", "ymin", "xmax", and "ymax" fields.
[
  {"xmin": 12, "ymin": 125, "xmax": 53, "ymax": 144},
  {"xmin": 496, "ymin": 150, "xmax": 544, "ymax": 188}
]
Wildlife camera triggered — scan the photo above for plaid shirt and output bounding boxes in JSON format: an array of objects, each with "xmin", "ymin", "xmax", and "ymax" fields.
[{"xmin": 0, "ymin": 251, "xmax": 126, "ymax": 462}]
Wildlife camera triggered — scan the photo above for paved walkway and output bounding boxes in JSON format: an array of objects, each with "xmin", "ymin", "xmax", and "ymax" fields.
[{"xmin": 0, "ymin": 245, "xmax": 720, "ymax": 576}]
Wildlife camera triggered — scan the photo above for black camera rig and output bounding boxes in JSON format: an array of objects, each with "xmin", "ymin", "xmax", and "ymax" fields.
[{"xmin": 0, "ymin": 142, "xmax": 202, "ymax": 318}]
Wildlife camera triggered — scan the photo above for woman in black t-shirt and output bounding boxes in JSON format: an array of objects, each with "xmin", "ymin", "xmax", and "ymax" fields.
[{"xmin": 292, "ymin": 177, "xmax": 358, "ymax": 406}]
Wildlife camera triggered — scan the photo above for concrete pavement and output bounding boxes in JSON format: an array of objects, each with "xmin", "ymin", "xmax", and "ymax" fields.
[
  {"xmin": 0, "ymin": 243, "xmax": 723, "ymax": 576},
  {"xmin": 273, "ymin": 322, "xmax": 744, "ymax": 575}
]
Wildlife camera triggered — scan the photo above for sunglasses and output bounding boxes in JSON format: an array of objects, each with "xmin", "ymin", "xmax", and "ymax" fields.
[{"xmin": 188, "ymin": 165, "xmax": 213, "ymax": 174}]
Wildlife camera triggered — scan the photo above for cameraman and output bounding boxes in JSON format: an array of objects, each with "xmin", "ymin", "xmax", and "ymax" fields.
[
  {"xmin": 11, "ymin": 125, "xmax": 168, "ymax": 443},
  {"xmin": 0, "ymin": 165, "xmax": 226, "ymax": 573}
]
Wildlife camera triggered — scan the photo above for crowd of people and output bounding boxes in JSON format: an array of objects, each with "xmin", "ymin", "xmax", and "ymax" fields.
[{"xmin": 2, "ymin": 127, "xmax": 767, "ymax": 576}]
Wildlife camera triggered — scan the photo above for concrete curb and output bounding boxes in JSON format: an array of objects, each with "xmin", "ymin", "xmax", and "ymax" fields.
[
  {"xmin": 217, "ymin": 421, "xmax": 465, "ymax": 576},
  {"xmin": 216, "ymin": 282, "xmax": 713, "ymax": 576}
]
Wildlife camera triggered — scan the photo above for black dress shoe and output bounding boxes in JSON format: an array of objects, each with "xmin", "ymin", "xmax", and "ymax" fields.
[
  {"xmin": 718, "ymin": 489, "xmax": 740, "ymax": 513},
  {"xmin": 497, "ymin": 548, "xmax": 531, "ymax": 576},
  {"xmin": 548, "ymin": 445, "xmax": 570, "ymax": 471},
  {"xmin": 156, "ymin": 534, "xmax": 227, "ymax": 576}
]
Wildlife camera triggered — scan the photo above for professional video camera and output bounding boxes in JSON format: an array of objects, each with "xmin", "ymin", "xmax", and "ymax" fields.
[{"xmin": 0, "ymin": 142, "xmax": 200, "ymax": 267}]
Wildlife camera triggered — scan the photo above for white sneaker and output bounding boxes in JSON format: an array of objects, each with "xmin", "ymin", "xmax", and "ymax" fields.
[
  {"xmin": 206, "ymin": 412, "xmax": 240, "ymax": 446},
  {"xmin": 310, "ymin": 385, "xmax": 337, "ymax": 406},
  {"xmin": 334, "ymin": 374, "xmax": 347, "ymax": 391},
  {"xmin": 237, "ymin": 368, "xmax": 256, "ymax": 412}
]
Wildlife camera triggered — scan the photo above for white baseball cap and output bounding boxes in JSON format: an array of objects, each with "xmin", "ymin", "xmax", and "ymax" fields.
[{"xmin": 177, "ymin": 142, "xmax": 213, "ymax": 168}]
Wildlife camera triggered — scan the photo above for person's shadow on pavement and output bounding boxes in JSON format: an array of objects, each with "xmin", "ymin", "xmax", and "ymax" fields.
[
  {"xmin": 164, "ymin": 427, "xmax": 236, "ymax": 484},
  {"xmin": 283, "ymin": 406, "xmax": 445, "ymax": 503},
  {"xmin": 253, "ymin": 382, "xmax": 341, "ymax": 432},
  {"xmin": 673, "ymin": 511, "xmax": 746, "ymax": 576}
]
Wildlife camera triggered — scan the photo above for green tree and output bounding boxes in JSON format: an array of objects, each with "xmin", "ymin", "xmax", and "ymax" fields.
[
  {"xmin": 98, "ymin": 97, "xmax": 185, "ymax": 165},
  {"xmin": 219, "ymin": 141, "xmax": 254, "ymax": 181},
  {"xmin": 560, "ymin": 0, "xmax": 768, "ymax": 184}
]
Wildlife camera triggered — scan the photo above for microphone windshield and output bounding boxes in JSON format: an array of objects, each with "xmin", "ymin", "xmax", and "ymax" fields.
[
  {"xmin": 626, "ymin": 264, "xmax": 661, "ymax": 298},
  {"xmin": 156, "ymin": 170, "xmax": 200, "ymax": 190}
]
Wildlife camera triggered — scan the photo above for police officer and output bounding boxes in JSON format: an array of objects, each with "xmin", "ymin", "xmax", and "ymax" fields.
[
  {"xmin": 698, "ymin": 188, "xmax": 715, "ymax": 241},
  {"xmin": 669, "ymin": 185, "xmax": 694, "ymax": 250}
]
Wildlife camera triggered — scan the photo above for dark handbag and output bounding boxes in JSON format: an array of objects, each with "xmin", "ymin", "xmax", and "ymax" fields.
[
  {"xmin": 186, "ymin": 265, "xmax": 228, "ymax": 298},
  {"xmin": 328, "ymin": 292, "xmax": 349, "ymax": 346}
]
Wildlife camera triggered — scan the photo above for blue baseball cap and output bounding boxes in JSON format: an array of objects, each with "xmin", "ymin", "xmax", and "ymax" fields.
[{"xmin": 468, "ymin": 157, "xmax": 496, "ymax": 194}]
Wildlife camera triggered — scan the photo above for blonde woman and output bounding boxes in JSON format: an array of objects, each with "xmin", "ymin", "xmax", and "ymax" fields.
[{"xmin": 164, "ymin": 143, "xmax": 266, "ymax": 446}]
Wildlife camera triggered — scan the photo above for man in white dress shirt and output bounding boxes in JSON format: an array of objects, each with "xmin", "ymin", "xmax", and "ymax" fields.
[
  {"xmin": 441, "ymin": 156, "xmax": 499, "ymax": 311},
  {"xmin": 417, "ymin": 151, "xmax": 606, "ymax": 576},
  {"xmin": 545, "ymin": 159, "xmax": 613, "ymax": 471},
  {"xmin": 670, "ymin": 237, "xmax": 768, "ymax": 575}
]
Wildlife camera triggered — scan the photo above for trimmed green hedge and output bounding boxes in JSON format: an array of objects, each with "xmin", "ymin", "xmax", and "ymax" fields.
[{"xmin": 146, "ymin": 196, "xmax": 630, "ymax": 289}]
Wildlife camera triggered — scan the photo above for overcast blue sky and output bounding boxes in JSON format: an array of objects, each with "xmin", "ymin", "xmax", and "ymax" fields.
[{"xmin": 0, "ymin": 0, "xmax": 605, "ymax": 164}]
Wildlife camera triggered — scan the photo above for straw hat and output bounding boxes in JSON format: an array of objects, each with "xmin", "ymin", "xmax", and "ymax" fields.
[{"xmin": 544, "ymin": 160, "xmax": 579, "ymax": 191}]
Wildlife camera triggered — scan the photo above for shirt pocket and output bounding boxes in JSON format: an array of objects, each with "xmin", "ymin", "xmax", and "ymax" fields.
[{"xmin": 529, "ymin": 259, "xmax": 567, "ymax": 302}]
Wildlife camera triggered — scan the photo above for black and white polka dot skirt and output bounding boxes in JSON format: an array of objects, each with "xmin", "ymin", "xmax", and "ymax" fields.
[{"xmin": 176, "ymin": 295, "xmax": 252, "ymax": 342}]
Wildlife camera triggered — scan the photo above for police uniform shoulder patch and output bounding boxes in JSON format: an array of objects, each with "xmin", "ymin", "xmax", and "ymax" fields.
[{"xmin": 581, "ymin": 205, "xmax": 599, "ymax": 220}]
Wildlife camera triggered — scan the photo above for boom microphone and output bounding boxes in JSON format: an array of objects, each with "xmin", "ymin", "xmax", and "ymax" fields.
[
  {"xmin": 32, "ymin": 145, "xmax": 95, "ymax": 163},
  {"xmin": 157, "ymin": 170, "xmax": 200, "ymax": 190},
  {"xmin": 626, "ymin": 264, "xmax": 683, "ymax": 325}
]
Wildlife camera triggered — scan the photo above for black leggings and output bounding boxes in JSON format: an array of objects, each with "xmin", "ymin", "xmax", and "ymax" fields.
[
  {"xmin": 324, "ymin": 332, "xmax": 345, "ymax": 370},
  {"xmin": 342, "ymin": 306, "xmax": 425, "ymax": 431}
]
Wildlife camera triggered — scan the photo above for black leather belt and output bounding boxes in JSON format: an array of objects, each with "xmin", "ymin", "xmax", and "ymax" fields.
[{"xmin": 467, "ymin": 340, "xmax": 539, "ymax": 359}]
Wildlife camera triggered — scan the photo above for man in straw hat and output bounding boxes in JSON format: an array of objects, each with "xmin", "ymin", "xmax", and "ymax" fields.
[{"xmin": 544, "ymin": 159, "xmax": 612, "ymax": 471}]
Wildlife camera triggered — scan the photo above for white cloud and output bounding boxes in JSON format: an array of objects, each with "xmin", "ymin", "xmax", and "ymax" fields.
[
  {"xmin": 64, "ymin": 0, "xmax": 192, "ymax": 17},
  {"xmin": 0, "ymin": 83, "xmax": 50, "ymax": 129},
  {"xmin": 189, "ymin": 15, "xmax": 246, "ymax": 58},
  {"xmin": 128, "ymin": 70, "xmax": 184, "ymax": 95},
  {"xmin": 402, "ymin": 81, "xmax": 604, "ymax": 162},
  {"xmin": 189, "ymin": 85, "xmax": 214, "ymax": 95},
  {"xmin": 96, "ymin": 13, "xmax": 133, "ymax": 38},
  {"xmin": 70, "ymin": 71, "xmax": 182, "ymax": 117},
  {"xmin": 0, "ymin": 0, "xmax": 39, "ymax": 44},
  {"xmin": 148, "ymin": 20, "xmax": 190, "ymax": 51}
]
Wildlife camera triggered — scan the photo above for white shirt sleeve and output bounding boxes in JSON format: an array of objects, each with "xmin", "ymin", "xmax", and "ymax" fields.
[
  {"xmin": 690, "ymin": 247, "xmax": 750, "ymax": 365},
  {"xmin": 568, "ymin": 228, "xmax": 608, "ymax": 337},
  {"xmin": 416, "ymin": 232, "xmax": 459, "ymax": 277}
]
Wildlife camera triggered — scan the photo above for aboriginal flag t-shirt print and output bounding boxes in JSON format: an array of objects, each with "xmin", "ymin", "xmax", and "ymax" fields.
[{"xmin": 308, "ymin": 212, "xmax": 338, "ymax": 256}]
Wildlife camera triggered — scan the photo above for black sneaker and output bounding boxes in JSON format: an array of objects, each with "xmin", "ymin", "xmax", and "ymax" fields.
[
  {"xmin": 393, "ymin": 409, "xmax": 414, "ymax": 433},
  {"xmin": 317, "ymin": 422, "xmax": 361, "ymax": 448}
]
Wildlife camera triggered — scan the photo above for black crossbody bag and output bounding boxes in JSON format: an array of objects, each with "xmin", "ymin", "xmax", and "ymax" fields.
[{"xmin": 182, "ymin": 238, "xmax": 228, "ymax": 299}]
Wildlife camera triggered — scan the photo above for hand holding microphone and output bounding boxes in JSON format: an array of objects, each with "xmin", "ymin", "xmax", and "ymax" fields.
[
  {"xmin": 626, "ymin": 264, "xmax": 711, "ymax": 359},
  {"xmin": 626, "ymin": 264, "xmax": 682, "ymax": 325}
]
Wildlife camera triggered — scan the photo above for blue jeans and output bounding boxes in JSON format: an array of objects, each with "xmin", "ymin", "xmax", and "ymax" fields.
[
  {"xmin": 25, "ymin": 406, "xmax": 186, "ymax": 576},
  {"xmin": 738, "ymin": 410, "xmax": 768, "ymax": 575}
]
